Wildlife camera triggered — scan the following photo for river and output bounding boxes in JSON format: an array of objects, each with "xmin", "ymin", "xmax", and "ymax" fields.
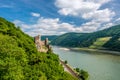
[{"xmin": 52, "ymin": 46, "xmax": 120, "ymax": 80}]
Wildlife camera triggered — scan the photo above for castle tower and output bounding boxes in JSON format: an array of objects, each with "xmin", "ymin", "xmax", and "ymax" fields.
[
  {"xmin": 34, "ymin": 35, "xmax": 41, "ymax": 43},
  {"xmin": 45, "ymin": 38, "xmax": 48, "ymax": 46},
  {"xmin": 38, "ymin": 35, "xmax": 41, "ymax": 41}
]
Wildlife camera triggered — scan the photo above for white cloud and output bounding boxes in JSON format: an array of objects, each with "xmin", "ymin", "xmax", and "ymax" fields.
[
  {"xmin": 115, "ymin": 18, "xmax": 120, "ymax": 22},
  {"xmin": 13, "ymin": 20, "xmax": 23, "ymax": 25},
  {"xmin": 55, "ymin": 0, "xmax": 115, "ymax": 22},
  {"xmin": 55, "ymin": 0, "xmax": 100, "ymax": 16},
  {"xmin": 31, "ymin": 12, "xmax": 40, "ymax": 17},
  {"xmin": 13, "ymin": 15, "xmax": 117, "ymax": 36},
  {"xmin": 13, "ymin": 17, "xmax": 103, "ymax": 36},
  {"xmin": 12, "ymin": 18, "xmax": 85, "ymax": 36},
  {"xmin": 13, "ymin": 0, "xmax": 116, "ymax": 36},
  {"xmin": 99, "ymin": 23, "xmax": 114, "ymax": 30},
  {"xmin": 55, "ymin": 0, "xmax": 115, "ymax": 33},
  {"xmin": 82, "ymin": 8, "xmax": 115, "ymax": 22},
  {"xmin": 81, "ymin": 21, "xmax": 100, "ymax": 32},
  {"xmin": 93, "ymin": 0, "xmax": 111, "ymax": 4},
  {"xmin": 113, "ymin": 18, "xmax": 120, "ymax": 25},
  {"xmin": 55, "ymin": 0, "xmax": 111, "ymax": 17},
  {"xmin": 13, "ymin": 20, "xmax": 31, "ymax": 31}
]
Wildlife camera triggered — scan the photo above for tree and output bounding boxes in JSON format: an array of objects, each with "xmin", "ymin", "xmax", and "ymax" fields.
[
  {"xmin": 75, "ymin": 68, "xmax": 80, "ymax": 72},
  {"xmin": 79, "ymin": 69, "xmax": 89, "ymax": 80},
  {"xmin": 64, "ymin": 60, "xmax": 67, "ymax": 64}
]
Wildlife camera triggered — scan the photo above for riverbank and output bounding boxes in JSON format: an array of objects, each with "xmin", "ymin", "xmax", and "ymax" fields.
[
  {"xmin": 60, "ymin": 60, "xmax": 80, "ymax": 79},
  {"xmin": 52, "ymin": 46, "xmax": 120, "ymax": 80},
  {"xmin": 70, "ymin": 48, "xmax": 120, "ymax": 55}
]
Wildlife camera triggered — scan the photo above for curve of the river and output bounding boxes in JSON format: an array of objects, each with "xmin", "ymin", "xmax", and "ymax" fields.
[{"xmin": 52, "ymin": 46, "xmax": 120, "ymax": 80}]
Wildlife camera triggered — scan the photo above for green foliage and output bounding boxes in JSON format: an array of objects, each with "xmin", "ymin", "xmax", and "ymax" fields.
[
  {"xmin": 75, "ymin": 68, "xmax": 80, "ymax": 73},
  {"xmin": 0, "ymin": 34, "xmax": 27, "ymax": 80},
  {"xmin": 74, "ymin": 68, "xmax": 89, "ymax": 80},
  {"xmin": 41, "ymin": 35, "xmax": 58, "ymax": 41},
  {"xmin": 64, "ymin": 60, "xmax": 68, "ymax": 64},
  {"xmin": 79, "ymin": 70, "xmax": 89, "ymax": 80},
  {"xmin": 103, "ymin": 34, "xmax": 120, "ymax": 51},
  {"xmin": 89, "ymin": 37, "xmax": 111, "ymax": 49},
  {"xmin": 51, "ymin": 32, "xmax": 85, "ymax": 47},
  {"xmin": 0, "ymin": 17, "xmax": 78, "ymax": 80},
  {"xmin": 51, "ymin": 25, "xmax": 120, "ymax": 52}
]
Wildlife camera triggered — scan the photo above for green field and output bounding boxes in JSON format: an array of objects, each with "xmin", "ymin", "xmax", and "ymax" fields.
[
  {"xmin": 89, "ymin": 37, "xmax": 111, "ymax": 49},
  {"xmin": 118, "ymin": 38, "xmax": 120, "ymax": 41}
]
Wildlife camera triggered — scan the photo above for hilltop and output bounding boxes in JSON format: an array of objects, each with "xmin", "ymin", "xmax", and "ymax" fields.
[
  {"xmin": 51, "ymin": 25, "xmax": 120, "ymax": 52},
  {"xmin": 41, "ymin": 35, "xmax": 58, "ymax": 41}
]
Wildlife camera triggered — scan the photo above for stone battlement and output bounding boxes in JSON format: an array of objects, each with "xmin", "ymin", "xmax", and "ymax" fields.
[{"xmin": 34, "ymin": 35, "xmax": 51, "ymax": 53}]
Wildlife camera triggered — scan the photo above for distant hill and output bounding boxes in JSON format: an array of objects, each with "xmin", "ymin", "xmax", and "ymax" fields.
[
  {"xmin": 41, "ymin": 35, "xmax": 58, "ymax": 41},
  {"xmin": 0, "ymin": 17, "xmax": 78, "ymax": 80},
  {"xmin": 51, "ymin": 32, "xmax": 86, "ymax": 47},
  {"xmin": 51, "ymin": 25, "xmax": 120, "ymax": 52}
]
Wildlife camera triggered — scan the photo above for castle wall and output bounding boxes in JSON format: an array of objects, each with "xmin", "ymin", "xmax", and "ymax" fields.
[{"xmin": 34, "ymin": 35, "xmax": 49, "ymax": 53}]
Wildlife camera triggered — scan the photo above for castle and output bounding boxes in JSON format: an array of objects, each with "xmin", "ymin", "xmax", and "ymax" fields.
[{"xmin": 34, "ymin": 35, "xmax": 51, "ymax": 52}]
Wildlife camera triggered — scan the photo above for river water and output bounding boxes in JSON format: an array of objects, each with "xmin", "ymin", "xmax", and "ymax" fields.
[{"xmin": 52, "ymin": 46, "xmax": 120, "ymax": 80}]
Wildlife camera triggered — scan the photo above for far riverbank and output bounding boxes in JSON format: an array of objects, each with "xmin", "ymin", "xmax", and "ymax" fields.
[{"xmin": 70, "ymin": 48, "xmax": 120, "ymax": 56}]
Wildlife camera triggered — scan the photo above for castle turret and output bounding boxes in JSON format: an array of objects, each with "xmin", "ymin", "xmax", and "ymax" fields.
[
  {"xmin": 34, "ymin": 35, "xmax": 41, "ymax": 43},
  {"xmin": 38, "ymin": 35, "xmax": 41, "ymax": 41},
  {"xmin": 45, "ymin": 38, "xmax": 48, "ymax": 46},
  {"xmin": 34, "ymin": 35, "xmax": 51, "ymax": 53}
]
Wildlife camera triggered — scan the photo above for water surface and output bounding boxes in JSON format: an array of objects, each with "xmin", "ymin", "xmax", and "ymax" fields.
[{"xmin": 52, "ymin": 46, "xmax": 120, "ymax": 80}]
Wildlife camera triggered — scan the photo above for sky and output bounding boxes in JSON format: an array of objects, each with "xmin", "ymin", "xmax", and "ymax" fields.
[{"xmin": 0, "ymin": 0, "xmax": 120, "ymax": 36}]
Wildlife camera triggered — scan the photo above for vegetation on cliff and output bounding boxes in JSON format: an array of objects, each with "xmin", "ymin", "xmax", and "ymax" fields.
[{"xmin": 0, "ymin": 17, "xmax": 78, "ymax": 80}]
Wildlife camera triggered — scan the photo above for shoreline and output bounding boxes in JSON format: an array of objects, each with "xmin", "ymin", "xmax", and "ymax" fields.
[
  {"xmin": 70, "ymin": 48, "xmax": 120, "ymax": 56},
  {"xmin": 60, "ymin": 60, "xmax": 80, "ymax": 79},
  {"xmin": 52, "ymin": 46, "xmax": 120, "ymax": 55}
]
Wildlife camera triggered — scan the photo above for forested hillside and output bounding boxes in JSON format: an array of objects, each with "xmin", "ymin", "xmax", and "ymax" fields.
[
  {"xmin": 51, "ymin": 32, "xmax": 86, "ymax": 47},
  {"xmin": 0, "ymin": 17, "xmax": 78, "ymax": 80},
  {"xmin": 51, "ymin": 25, "xmax": 120, "ymax": 51},
  {"xmin": 41, "ymin": 35, "xmax": 57, "ymax": 41}
]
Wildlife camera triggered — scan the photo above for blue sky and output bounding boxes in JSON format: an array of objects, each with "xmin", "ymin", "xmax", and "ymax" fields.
[{"xmin": 0, "ymin": 0, "xmax": 120, "ymax": 36}]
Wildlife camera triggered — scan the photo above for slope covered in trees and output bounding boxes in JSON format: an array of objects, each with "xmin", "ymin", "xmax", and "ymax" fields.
[
  {"xmin": 41, "ymin": 35, "xmax": 58, "ymax": 41},
  {"xmin": 51, "ymin": 32, "xmax": 86, "ymax": 47},
  {"xmin": 0, "ymin": 17, "xmax": 78, "ymax": 80},
  {"xmin": 51, "ymin": 25, "xmax": 120, "ymax": 52}
]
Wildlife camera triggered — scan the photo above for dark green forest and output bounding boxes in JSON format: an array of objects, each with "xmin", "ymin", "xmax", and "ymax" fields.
[
  {"xmin": 51, "ymin": 25, "xmax": 120, "ymax": 52},
  {"xmin": 0, "ymin": 17, "xmax": 78, "ymax": 80},
  {"xmin": 41, "ymin": 35, "xmax": 57, "ymax": 41}
]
